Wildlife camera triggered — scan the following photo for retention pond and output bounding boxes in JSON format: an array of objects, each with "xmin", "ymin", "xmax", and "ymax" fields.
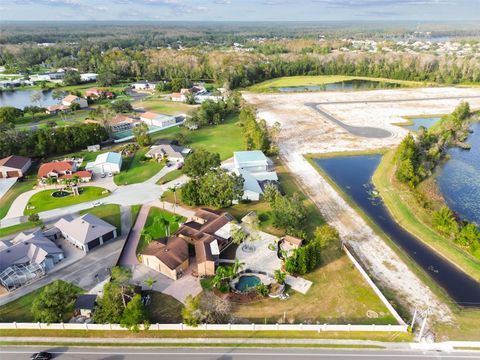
[{"xmin": 315, "ymin": 154, "xmax": 480, "ymax": 307}]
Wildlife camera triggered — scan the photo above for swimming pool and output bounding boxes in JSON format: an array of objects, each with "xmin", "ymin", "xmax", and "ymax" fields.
[{"xmin": 235, "ymin": 275, "xmax": 261, "ymax": 292}]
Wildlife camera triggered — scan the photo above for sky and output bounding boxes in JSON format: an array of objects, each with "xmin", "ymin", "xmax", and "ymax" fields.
[{"xmin": 0, "ymin": 0, "xmax": 479, "ymax": 22}]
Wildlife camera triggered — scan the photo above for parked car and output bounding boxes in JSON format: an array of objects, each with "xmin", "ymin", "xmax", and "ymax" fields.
[
  {"xmin": 92, "ymin": 201, "xmax": 103, "ymax": 207},
  {"xmin": 31, "ymin": 352, "xmax": 52, "ymax": 360}
]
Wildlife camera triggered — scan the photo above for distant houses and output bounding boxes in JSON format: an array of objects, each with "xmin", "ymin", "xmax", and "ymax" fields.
[
  {"xmin": 85, "ymin": 88, "xmax": 114, "ymax": 99},
  {"xmin": 62, "ymin": 94, "xmax": 88, "ymax": 109},
  {"xmin": 131, "ymin": 80, "xmax": 158, "ymax": 91},
  {"xmin": 140, "ymin": 208, "xmax": 237, "ymax": 280},
  {"xmin": 85, "ymin": 152, "xmax": 122, "ymax": 174},
  {"xmin": 140, "ymin": 112, "xmax": 177, "ymax": 128},
  {"xmin": 0, "ymin": 155, "xmax": 31, "ymax": 178}
]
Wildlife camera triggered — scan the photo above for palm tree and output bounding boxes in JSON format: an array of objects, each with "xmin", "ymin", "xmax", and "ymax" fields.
[
  {"xmin": 144, "ymin": 277, "xmax": 157, "ymax": 293},
  {"xmin": 232, "ymin": 259, "xmax": 245, "ymax": 275},
  {"xmin": 159, "ymin": 217, "xmax": 171, "ymax": 236},
  {"xmin": 169, "ymin": 186, "xmax": 178, "ymax": 213}
]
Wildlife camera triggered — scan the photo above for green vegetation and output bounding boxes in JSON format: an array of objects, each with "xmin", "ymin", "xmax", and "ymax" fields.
[
  {"xmin": 0, "ymin": 328, "xmax": 413, "ymax": 341},
  {"xmin": 0, "ymin": 281, "xmax": 80, "ymax": 323},
  {"xmin": 80, "ymin": 204, "xmax": 122, "ymax": 235},
  {"xmin": 0, "ymin": 176, "xmax": 36, "ymax": 219},
  {"xmin": 135, "ymin": 98, "xmax": 196, "ymax": 115},
  {"xmin": 24, "ymin": 186, "xmax": 109, "ymax": 215},
  {"xmin": 240, "ymin": 105, "xmax": 272, "ymax": 153},
  {"xmin": 184, "ymin": 94, "xmax": 240, "ymax": 130},
  {"xmin": 137, "ymin": 207, "xmax": 185, "ymax": 254},
  {"xmin": 156, "ymin": 169, "xmax": 183, "ymax": 185},
  {"xmin": 131, "ymin": 204, "xmax": 142, "ymax": 224},
  {"xmin": 232, "ymin": 247, "xmax": 398, "ymax": 325},
  {"xmin": 31, "ymin": 280, "xmax": 82, "ymax": 323},
  {"xmin": 249, "ymin": 75, "xmax": 425, "ymax": 92},
  {"xmin": 152, "ymin": 114, "xmax": 243, "ymax": 161},
  {"xmin": 147, "ymin": 292, "xmax": 183, "ymax": 324},
  {"xmin": 114, "ymin": 148, "xmax": 164, "ymax": 185},
  {"xmin": 0, "ymin": 221, "xmax": 39, "ymax": 237}
]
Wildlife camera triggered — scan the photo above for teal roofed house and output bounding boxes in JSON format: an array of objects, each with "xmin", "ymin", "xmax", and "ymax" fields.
[
  {"xmin": 231, "ymin": 150, "xmax": 278, "ymax": 201},
  {"xmin": 86, "ymin": 151, "xmax": 122, "ymax": 174}
]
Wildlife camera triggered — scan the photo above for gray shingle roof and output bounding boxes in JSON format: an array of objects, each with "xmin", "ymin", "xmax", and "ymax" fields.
[{"xmin": 55, "ymin": 213, "xmax": 116, "ymax": 245}]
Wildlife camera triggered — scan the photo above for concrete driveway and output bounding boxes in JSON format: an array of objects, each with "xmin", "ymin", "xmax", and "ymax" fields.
[{"xmin": 0, "ymin": 178, "xmax": 16, "ymax": 200}]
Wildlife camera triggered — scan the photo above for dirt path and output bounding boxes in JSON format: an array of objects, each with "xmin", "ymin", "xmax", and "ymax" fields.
[{"xmin": 243, "ymin": 87, "xmax": 480, "ymax": 325}]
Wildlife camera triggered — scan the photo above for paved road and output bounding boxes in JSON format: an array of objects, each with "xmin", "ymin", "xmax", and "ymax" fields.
[
  {"xmin": 1, "ymin": 347, "xmax": 479, "ymax": 359},
  {"xmin": 305, "ymin": 103, "xmax": 392, "ymax": 139}
]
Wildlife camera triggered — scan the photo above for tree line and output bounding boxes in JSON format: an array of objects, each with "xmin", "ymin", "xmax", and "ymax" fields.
[{"xmin": 394, "ymin": 102, "xmax": 480, "ymax": 259}]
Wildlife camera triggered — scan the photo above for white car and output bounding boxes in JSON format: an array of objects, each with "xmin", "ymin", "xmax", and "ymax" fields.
[{"xmin": 92, "ymin": 201, "xmax": 103, "ymax": 207}]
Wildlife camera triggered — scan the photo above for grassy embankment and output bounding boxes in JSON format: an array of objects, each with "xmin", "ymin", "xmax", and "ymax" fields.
[
  {"xmin": 24, "ymin": 186, "xmax": 109, "ymax": 216},
  {"xmin": 0, "ymin": 328, "xmax": 413, "ymax": 342},
  {"xmin": 248, "ymin": 75, "xmax": 429, "ymax": 92},
  {"xmin": 307, "ymin": 151, "xmax": 480, "ymax": 340},
  {"xmin": 373, "ymin": 149, "xmax": 480, "ymax": 282}
]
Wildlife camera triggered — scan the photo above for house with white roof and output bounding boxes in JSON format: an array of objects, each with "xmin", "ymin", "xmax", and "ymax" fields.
[
  {"xmin": 228, "ymin": 150, "xmax": 278, "ymax": 201},
  {"xmin": 140, "ymin": 112, "xmax": 176, "ymax": 128},
  {"xmin": 131, "ymin": 80, "xmax": 158, "ymax": 90},
  {"xmin": 86, "ymin": 152, "xmax": 122, "ymax": 174},
  {"xmin": 0, "ymin": 231, "xmax": 64, "ymax": 291},
  {"xmin": 54, "ymin": 213, "xmax": 118, "ymax": 253}
]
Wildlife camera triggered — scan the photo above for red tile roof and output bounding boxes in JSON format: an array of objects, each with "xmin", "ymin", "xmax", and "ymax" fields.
[
  {"xmin": 38, "ymin": 161, "xmax": 74, "ymax": 178},
  {"xmin": 60, "ymin": 170, "xmax": 92, "ymax": 179}
]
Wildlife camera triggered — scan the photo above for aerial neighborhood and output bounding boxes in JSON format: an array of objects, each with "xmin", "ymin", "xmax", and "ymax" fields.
[{"xmin": 0, "ymin": 19, "xmax": 480, "ymax": 355}]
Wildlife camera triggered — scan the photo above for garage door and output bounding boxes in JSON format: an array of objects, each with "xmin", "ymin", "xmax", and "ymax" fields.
[
  {"xmin": 102, "ymin": 231, "xmax": 114, "ymax": 243},
  {"xmin": 86, "ymin": 238, "xmax": 101, "ymax": 251},
  {"xmin": 6, "ymin": 171, "xmax": 20, "ymax": 178}
]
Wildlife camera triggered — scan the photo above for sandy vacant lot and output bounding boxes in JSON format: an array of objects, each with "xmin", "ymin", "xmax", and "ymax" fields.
[{"xmin": 243, "ymin": 87, "xmax": 480, "ymax": 328}]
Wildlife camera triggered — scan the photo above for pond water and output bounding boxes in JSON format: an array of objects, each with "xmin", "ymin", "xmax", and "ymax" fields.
[
  {"xmin": 315, "ymin": 154, "xmax": 480, "ymax": 307},
  {"xmin": 278, "ymin": 80, "xmax": 402, "ymax": 92},
  {"xmin": 51, "ymin": 190, "xmax": 70, "ymax": 198},
  {"xmin": 436, "ymin": 123, "xmax": 480, "ymax": 225},
  {"xmin": 0, "ymin": 89, "xmax": 58, "ymax": 109},
  {"xmin": 235, "ymin": 275, "xmax": 261, "ymax": 292},
  {"xmin": 403, "ymin": 117, "xmax": 441, "ymax": 132}
]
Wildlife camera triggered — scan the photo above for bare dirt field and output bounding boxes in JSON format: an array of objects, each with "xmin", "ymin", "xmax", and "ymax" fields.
[{"xmin": 243, "ymin": 87, "xmax": 480, "ymax": 327}]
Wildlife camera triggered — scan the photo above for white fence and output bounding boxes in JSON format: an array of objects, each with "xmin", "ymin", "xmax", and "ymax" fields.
[
  {"xmin": 343, "ymin": 244, "xmax": 407, "ymax": 326},
  {"xmin": 0, "ymin": 322, "xmax": 408, "ymax": 332}
]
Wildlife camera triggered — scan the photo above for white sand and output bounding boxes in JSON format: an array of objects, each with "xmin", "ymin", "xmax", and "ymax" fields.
[{"xmin": 243, "ymin": 86, "xmax": 480, "ymax": 325}]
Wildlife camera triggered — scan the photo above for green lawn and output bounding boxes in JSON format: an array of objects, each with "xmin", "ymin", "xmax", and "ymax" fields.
[
  {"xmin": 0, "ymin": 281, "xmax": 81, "ymax": 323},
  {"xmin": 137, "ymin": 207, "xmax": 186, "ymax": 254},
  {"xmin": 147, "ymin": 291, "xmax": 183, "ymax": 324},
  {"xmin": 135, "ymin": 97, "xmax": 197, "ymax": 115},
  {"xmin": 114, "ymin": 148, "xmax": 165, "ymax": 185},
  {"xmin": 248, "ymin": 75, "xmax": 428, "ymax": 92},
  {"xmin": 131, "ymin": 204, "xmax": 142, "ymax": 225},
  {"xmin": 372, "ymin": 149, "xmax": 480, "ymax": 282},
  {"xmin": 156, "ymin": 169, "xmax": 183, "ymax": 185},
  {"xmin": 15, "ymin": 109, "xmax": 91, "ymax": 129},
  {"xmin": 0, "ymin": 177, "xmax": 36, "ymax": 220},
  {"xmin": 151, "ymin": 114, "xmax": 243, "ymax": 161},
  {"xmin": 232, "ymin": 248, "xmax": 399, "ymax": 325},
  {"xmin": 80, "ymin": 204, "xmax": 122, "ymax": 235},
  {"xmin": 24, "ymin": 186, "xmax": 109, "ymax": 215},
  {"xmin": 0, "ymin": 221, "xmax": 39, "ymax": 238}
]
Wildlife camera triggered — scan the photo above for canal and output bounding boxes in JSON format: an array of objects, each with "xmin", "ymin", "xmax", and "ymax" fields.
[{"xmin": 315, "ymin": 154, "xmax": 480, "ymax": 307}]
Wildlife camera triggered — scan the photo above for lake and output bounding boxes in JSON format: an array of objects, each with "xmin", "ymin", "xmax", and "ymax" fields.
[
  {"xmin": 315, "ymin": 154, "xmax": 480, "ymax": 307},
  {"xmin": 278, "ymin": 79, "xmax": 402, "ymax": 92},
  {"xmin": 403, "ymin": 117, "xmax": 441, "ymax": 132},
  {"xmin": 0, "ymin": 89, "xmax": 58, "ymax": 109},
  {"xmin": 436, "ymin": 122, "xmax": 480, "ymax": 225}
]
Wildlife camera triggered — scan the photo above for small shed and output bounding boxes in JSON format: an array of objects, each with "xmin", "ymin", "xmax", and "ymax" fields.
[
  {"xmin": 282, "ymin": 235, "xmax": 303, "ymax": 251},
  {"xmin": 74, "ymin": 294, "xmax": 97, "ymax": 318}
]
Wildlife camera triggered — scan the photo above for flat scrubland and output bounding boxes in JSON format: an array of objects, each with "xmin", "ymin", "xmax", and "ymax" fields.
[{"xmin": 243, "ymin": 85, "xmax": 480, "ymax": 339}]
